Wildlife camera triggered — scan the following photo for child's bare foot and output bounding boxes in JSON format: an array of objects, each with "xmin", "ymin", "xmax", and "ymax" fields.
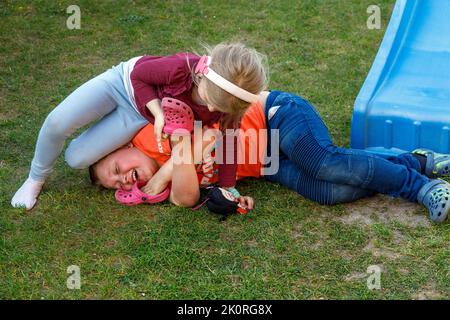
[{"xmin": 11, "ymin": 177, "xmax": 45, "ymax": 210}]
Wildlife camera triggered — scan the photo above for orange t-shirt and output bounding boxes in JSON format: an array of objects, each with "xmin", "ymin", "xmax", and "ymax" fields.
[
  {"xmin": 131, "ymin": 101, "xmax": 267, "ymax": 185},
  {"xmin": 235, "ymin": 101, "xmax": 267, "ymax": 179},
  {"xmin": 132, "ymin": 127, "xmax": 172, "ymax": 166}
]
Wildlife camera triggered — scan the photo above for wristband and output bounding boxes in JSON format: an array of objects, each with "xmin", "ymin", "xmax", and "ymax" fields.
[{"xmin": 227, "ymin": 187, "xmax": 241, "ymax": 199}]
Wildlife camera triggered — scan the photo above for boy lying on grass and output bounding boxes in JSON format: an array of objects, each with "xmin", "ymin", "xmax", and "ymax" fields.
[{"xmin": 90, "ymin": 91, "xmax": 450, "ymax": 223}]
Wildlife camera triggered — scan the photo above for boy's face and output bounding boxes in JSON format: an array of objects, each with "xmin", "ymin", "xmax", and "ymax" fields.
[{"xmin": 94, "ymin": 146, "xmax": 158, "ymax": 191}]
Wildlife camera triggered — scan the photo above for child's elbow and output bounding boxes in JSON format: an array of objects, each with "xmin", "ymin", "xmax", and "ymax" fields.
[{"xmin": 170, "ymin": 191, "xmax": 200, "ymax": 208}]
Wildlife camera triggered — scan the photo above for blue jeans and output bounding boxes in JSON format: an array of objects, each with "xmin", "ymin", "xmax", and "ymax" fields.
[
  {"xmin": 30, "ymin": 62, "xmax": 148, "ymax": 181},
  {"xmin": 263, "ymin": 91, "xmax": 430, "ymax": 205}
]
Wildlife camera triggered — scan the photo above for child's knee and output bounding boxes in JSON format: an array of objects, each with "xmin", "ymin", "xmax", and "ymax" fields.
[
  {"xmin": 64, "ymin": 145, "xmax": 90, "ymax": 169},
  {"xmin": 330, "ymin": 184, "xmax": 375, "ymax": 204},
  {"xmin": 317, "ymin": 152, "xmax": 374, "ymax": 188}
]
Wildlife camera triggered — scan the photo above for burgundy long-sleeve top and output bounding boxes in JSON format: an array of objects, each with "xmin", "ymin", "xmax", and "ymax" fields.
[{"xmin": 122, "ymin": 53, "xmax": 238, "ymax": 187}]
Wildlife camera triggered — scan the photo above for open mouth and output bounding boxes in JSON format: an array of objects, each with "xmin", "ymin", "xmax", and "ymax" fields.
[{"xmin": 126, "ymin": 169, "xmax": 138, "ymax": 184}]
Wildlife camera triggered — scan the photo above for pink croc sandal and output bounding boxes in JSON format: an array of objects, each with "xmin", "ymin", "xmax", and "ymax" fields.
[
  {"xmin": 115, "ymin": 181, "xmax": 170, "ymax": 206},
  {"xmin": 162, "ymin": 97, "xmax": 194, "ymax": 136}
]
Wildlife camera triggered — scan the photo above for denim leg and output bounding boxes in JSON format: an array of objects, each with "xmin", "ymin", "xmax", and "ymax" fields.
[
  {"xmin": 314, "ymin": 147, "xmax": 429, "ymax": 202},
  {"xmin": 386, "ymin": 153, "xmax": 422, "ymax": 172},
  {"xmin": 266, "ymin": 92, "xmax": 430, "ymax": 203},
  {"xmin": 264, "ymin": 157, "xmax": 376, "ymax": 205}
]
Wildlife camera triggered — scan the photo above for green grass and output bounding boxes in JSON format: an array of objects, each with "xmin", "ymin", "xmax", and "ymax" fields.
[{"xmin": 1, "ymin": 0, "xmax": 448, "ymax": 299}]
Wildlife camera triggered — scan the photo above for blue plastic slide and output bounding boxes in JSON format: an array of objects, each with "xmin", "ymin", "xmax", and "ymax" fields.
[{"xmin": 351, "ymin": 0, "xmax": 450, "ymax": 156}]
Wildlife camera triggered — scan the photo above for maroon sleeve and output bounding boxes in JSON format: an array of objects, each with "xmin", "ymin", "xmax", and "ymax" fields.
[
  {"xmin": 218, "ymin": 125, "xmax": 238, "ymax": 188},
  {"xmin": 130, "ymin": 54, "xmax": 197, "ymax": 110}
]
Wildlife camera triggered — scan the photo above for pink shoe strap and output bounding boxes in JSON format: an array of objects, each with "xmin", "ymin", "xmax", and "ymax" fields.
[{"xmin": 115, "ymin": 181, "xmax": 170, "ymax": 205}]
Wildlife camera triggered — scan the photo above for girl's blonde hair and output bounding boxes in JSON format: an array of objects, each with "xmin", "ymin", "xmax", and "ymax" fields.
[{"xmin": 192, "ymin": 42, "xmax": 269, "ymax": 129}]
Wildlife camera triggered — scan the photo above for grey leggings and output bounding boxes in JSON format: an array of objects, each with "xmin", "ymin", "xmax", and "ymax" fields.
[{"xmin": 30, "ymin": 62, "xmax": 148, "ymax": 181}]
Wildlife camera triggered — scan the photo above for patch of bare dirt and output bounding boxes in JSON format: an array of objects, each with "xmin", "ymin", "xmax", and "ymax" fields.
[
  {"xmin": 290, "ymin": 224, "xmax": 302, "ymax": 239},
  {"xmin": 0, "ymin": 107, "xmax": 20, "ymax": 121},
  {"xmin": 412, "ymin": 282, "xmax": 446, "ymax": 300},
  {"xmin": 344, "ymin": 265, "xmax": 384, "ymax": 283},
  {"xmin": 337, "ymin": 250, "xmax": 354, "ymax": 261},
  {"xmin": 289, "ymin": 223, "xmax": 327, "ymax": 250},
  {"xmin": 343, "ymin": 271, "xmax": 367, "ymax": 282},
  {"xmin": 245, "ymin": 239, "xmax": 258, "ymax": 248},
  {"xmin": 363, "ymin": 239, "xmax": 403, "ymax": 260},
  {"xmin": 338, "ymin": 194, "xmax": 431, "ymax": 228},
  {"xmin": 392, "ymin": 229, "xmax": 406, "ymax": 245},
  {"xmin": 398, "ymin": 268, "xmax": 410, "ymax": 275},
  {"xmin": 226, "ymin": 275, "xmax": 241, "ymax": 288}
]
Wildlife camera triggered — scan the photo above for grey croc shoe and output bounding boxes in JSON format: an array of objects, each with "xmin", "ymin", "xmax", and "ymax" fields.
[
  {"xmin": 417, "ymin": 179, "xmax": 450, "ymax": 223},
  {"xmin": 412, "ymin": 148, "xmax": 450, "ymax": 178}
]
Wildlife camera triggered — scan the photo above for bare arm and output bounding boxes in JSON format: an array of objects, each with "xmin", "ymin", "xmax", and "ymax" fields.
[
  {"xmin": 141, "ymin": 127, "xmax": 219, "ymax": 207},
  {"xmin": 146, "ymin": 98, "xmax": 163, "ymax": 117},
  {"xmin": 141, "ymin": 133, "xmax": 204, "ymax": 207},
  {"xmin": 169, "ymin": 134, "xmax": 200, "ymax": 207}
]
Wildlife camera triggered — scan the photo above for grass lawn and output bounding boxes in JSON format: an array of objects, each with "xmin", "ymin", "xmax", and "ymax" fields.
[{"xmin": 1, "ymin": 0, "xmax": 448, "ymax": 299}]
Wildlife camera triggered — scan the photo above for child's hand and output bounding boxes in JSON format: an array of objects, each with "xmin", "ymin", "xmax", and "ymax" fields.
[
  {"xmin": 145, "ymin": 99, "xmax": 167, "ymax": 142},
  {"xmin": 154, "ymin": 113, "xmax": 166, "ymax": 142},
  {"xmin": 237, "ymin": 195, "xmax": 255, "ymax": 210}
]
